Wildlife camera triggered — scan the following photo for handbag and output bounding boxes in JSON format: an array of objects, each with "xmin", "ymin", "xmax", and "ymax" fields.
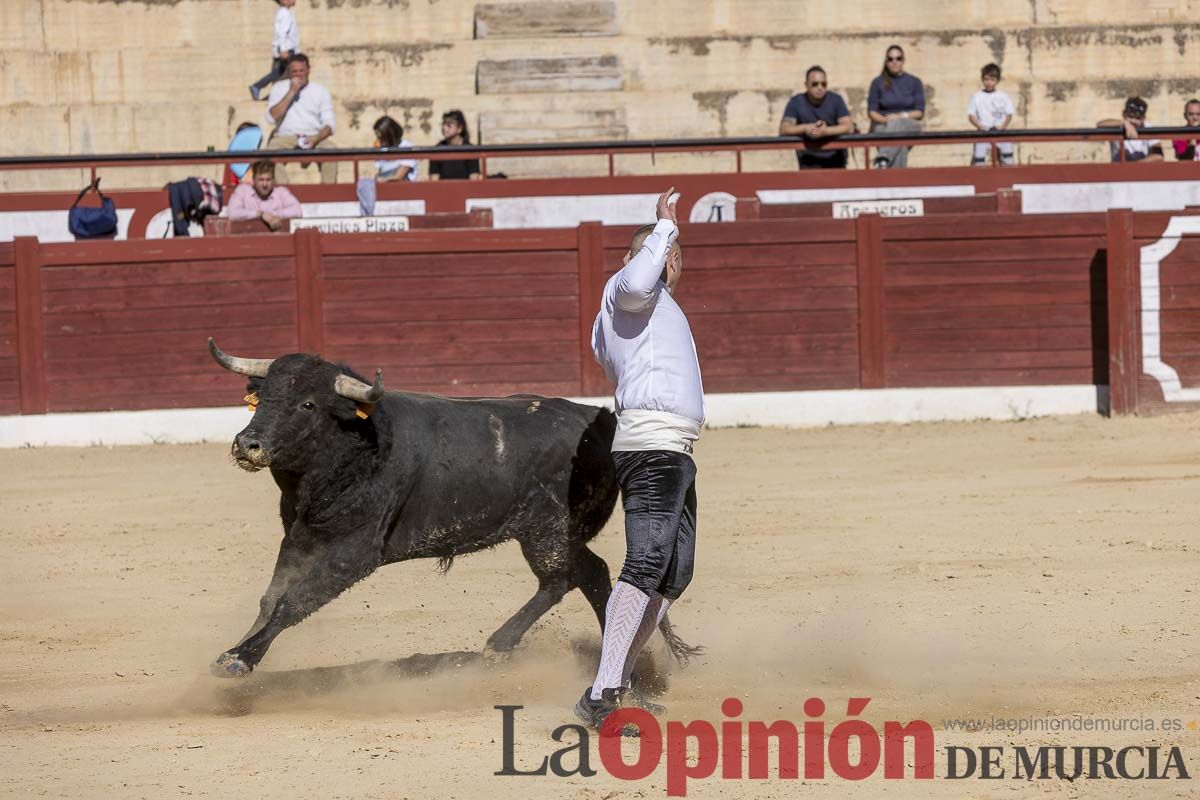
[{"xmin": 68, "ymin": 178, "xmax": 119, "ymax": 239}]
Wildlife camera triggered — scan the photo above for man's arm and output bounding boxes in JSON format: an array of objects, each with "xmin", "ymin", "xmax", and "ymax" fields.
[
  {"xmin": 779, "ymin": 116, "xmax": 813, "ymax": 136},
  {"xmin": 273, "ymin": 10, "xmax": 289, "ymax": 57},
  {"xmin": 227, "ymin": 186, "xmax": 259, "ymax": 221},
  {"xmin": 1097, "ymin": 117, "xmax": 1126, "ymax": 131},
  {"xmin": 267, "ymin": 83, "xmax": 298, "ymax": 125},
  {"xmin": 309, "ymin": 125, "xmax": 333, "ymax": 147},
  {"xmin": 614, "ymin": 188, "xmax": 679, "ymax": 312},
  {"xmin": 818, "ymin": 114, "xmax": 853, "ymax": 137},
  {"xmin": 310, "ymin": 89, "xmax": 336, "ymax": 146}
]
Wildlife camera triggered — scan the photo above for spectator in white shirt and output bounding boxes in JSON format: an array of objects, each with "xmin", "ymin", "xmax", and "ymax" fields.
[
  {"xmin": 1098, "ymin": 97, "xmax": 1164, "ymax": 163},
  {"xmin": 249, "ymin": 0, "xmax": 299, "ymax": 101},
  {"xmin": 968, "ymin": 63, "xmax": 1016, "ymax": 165},
  {"xmin": 264, "ymin": 53, "xmax": 338, "ymax": 183},
  {"xmin": 576, "ymin": 187, "xmax": 705, "ymax": 732},
  {"xmin": 372, "ymin": 116, "xmax": 418, "ymax": 182}
]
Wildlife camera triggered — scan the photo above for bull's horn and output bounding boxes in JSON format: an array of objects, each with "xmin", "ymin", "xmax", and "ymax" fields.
[
  {"xmin": 334, "ymin": 369, "xmax": 385, "ymax": 403},
  {"xmin": 208, "ymin": 338, "xmax": 274, "ymax": 378}
]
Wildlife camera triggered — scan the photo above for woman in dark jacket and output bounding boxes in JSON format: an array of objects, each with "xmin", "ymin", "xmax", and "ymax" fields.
[{"xmin": 867, "ymin": 45, "xmax": 925, "ymax": 168}]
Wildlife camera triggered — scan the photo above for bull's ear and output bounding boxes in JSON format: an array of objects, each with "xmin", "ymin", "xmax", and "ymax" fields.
[
  {"xmin": 245, "ymin": 376, "xmax": 265, "ymax": 393},
  {"xmin": 330, "ymin": 396, "xmax": 364, "ymax": 422}
]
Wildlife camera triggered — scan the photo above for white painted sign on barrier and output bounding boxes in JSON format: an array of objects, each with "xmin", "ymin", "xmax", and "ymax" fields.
[
  {"xmin": 290, "ymin": 216, "xmax": 410, "ymax": 234},
  {"xmin": 832, "ymin": 198, "xmax": 925, "ymax": 219}
]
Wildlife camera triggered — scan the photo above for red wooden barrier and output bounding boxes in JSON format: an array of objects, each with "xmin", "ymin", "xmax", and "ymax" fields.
[
  {"xmin": 9, "ymin": 210, "xmax": 1200, "ymax": 418},
  {"xmin": 881, "ymin": 213, "xmax": 1107, "ymax": 388},
  {"xmin": 36, "ymin": 237, "xmax": 297, "ymax": 412},
  {"xmin": 319, "ymin": 227, "xmax": 581, "ymax": 398},
  {"xmin": 0, "ymin": 243, "xmax": 20, "ymax": 414},
  {"xmin": 600, "ymin": 220, "xmax": 862, "ymax": 394},
  {"xmin": 1125, "ymin": 211, "xmax": 1200, "ymax": 414}
]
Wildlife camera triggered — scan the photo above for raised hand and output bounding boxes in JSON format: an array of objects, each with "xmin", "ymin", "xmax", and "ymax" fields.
[{"xmin": 656, "ymin": 186, "xmax": 679, "ymax": 224}]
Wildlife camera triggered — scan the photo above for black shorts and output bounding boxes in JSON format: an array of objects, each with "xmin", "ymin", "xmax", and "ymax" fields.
[{"xmin": 613, "ymin": 450, "xmax": 698, "ymax": 600}]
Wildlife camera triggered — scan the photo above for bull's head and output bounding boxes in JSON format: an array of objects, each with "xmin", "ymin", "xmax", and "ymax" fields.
[{"xmin": 208, "ymin": 338, "xmax": 384, "ymax": 473}]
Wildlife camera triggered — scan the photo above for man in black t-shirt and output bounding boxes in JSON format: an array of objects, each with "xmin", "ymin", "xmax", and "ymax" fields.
[{"xmin": 779, "ymin": 65, "xmax": 854, "ymax": 169}]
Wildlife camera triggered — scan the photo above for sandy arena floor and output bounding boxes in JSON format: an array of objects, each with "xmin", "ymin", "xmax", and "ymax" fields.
[{"xmin": 1, "ymin": 413, "xmax": 1198, "ymax": 798}]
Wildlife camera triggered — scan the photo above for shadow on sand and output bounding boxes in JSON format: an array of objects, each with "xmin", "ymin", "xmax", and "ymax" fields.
[
  {"xmin": 207, "ymin": 642, "xmax": 672, "ymax": 717},
  {"xmin": 210, "ymin": 650, "xmax": 486, "ymax": 716}
]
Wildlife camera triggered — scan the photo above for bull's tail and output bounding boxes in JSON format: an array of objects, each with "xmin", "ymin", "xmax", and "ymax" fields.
[{"xmin": 658, "ymin": 612, "xmax": 703, "ymax": 665}]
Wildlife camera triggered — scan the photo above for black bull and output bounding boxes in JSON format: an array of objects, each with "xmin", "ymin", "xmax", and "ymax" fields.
[{"xmin": 207, "ymin": 339, "xmax": 696, "ymax": 677}]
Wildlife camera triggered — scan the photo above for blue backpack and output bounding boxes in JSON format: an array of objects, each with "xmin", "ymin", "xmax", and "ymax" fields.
[{"xmin": 68, "ymin": 179, "xmax": 119, "ymax": 239}]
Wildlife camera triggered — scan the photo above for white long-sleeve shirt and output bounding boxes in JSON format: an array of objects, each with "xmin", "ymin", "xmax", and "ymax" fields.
[
  {"xmin": 591, "ymin": 218, "xmax": 705, "ymax": 451},
  {"xmin": 273, "ymin": 7, "xmax": 299, "ymax": 57},
  {"xmin": 265, "ymin": 81, "xmax": 336, "ymax": 137}
]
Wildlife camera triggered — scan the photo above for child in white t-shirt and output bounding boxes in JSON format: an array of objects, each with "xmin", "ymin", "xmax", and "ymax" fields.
[
  {"xmin": 250, "ymin": 0, "xmax": 300, "ymax": 101},
  {"xmin": 967, "ymin": 63, "xmax": 1016, "ymax": 165}
]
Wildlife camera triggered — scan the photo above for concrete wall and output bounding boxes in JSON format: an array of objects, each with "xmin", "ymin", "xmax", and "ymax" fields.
[{"xmin": 3, "ymin": 0, "xmax": 1200, "ymax": 189}]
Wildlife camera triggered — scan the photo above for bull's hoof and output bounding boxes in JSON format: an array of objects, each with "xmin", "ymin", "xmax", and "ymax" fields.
[{"xmin": 211, "ymin": 652, "xmax": 253, "ymax": 678}]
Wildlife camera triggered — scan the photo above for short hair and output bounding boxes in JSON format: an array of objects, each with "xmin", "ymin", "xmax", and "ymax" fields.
[
  {"xmin": 805, "ymin": 65, "xmax": 826, "ymax": 83},
  {"xmin": 373, "ymin": 115, "xmax": 404, "ymax": 148},
  {"xmin": 251, "ymin": 160, "xmax": 275, "ymax": 178},
  {"xmin": 288, "ymin": 52, "xmax": 310, "ymax": 68},
  {"xmin": 629, "ymin": 223, "xmax": 683, "ymax": 281},
  {"xmin": 981, "ymin": 63, "xmax": 1001, "ymax": 80},
  {"xmin": 1123, "ymin": 96, "xmax": 1148, "ymax": 118},
  {"xmin": 1186, "ymin": 98, "xmax": 1200, "ymax": 110}
]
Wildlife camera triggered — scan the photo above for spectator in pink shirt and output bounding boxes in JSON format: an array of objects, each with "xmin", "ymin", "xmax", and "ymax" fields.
[
  {"xmin": 1172, "ymin": 98, "xmax": 1200, "ymax": 161},
  {"xmin": 227, "ymin": 160, "xmax": 303, "ymax": 231}
]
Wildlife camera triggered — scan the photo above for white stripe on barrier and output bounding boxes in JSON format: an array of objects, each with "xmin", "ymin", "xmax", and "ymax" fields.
[{"xmin": 0, "ymin": 385, "xmax": 1102, "ymax": 448}]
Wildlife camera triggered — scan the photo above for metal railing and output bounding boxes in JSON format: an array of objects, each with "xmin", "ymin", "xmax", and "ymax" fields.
[{"xmin": 1, "ymin": 127, "xmax": 1196, "ymax": 185}]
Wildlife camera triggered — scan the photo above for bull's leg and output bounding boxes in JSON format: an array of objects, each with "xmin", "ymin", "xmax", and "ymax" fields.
[
  {"xmin": 212, "ymin": 535, "xmax": 381, "ymax": 677},
  {"xmin": 236, "ymin": 534, "xmax": 317, "ymax": 645},
  {"xmin": 572, "ymin": 545, "xmax": 612, "ymax": 633},
  {"xmin": 483, "ymin": 539, "xmax": 572, "ymax": 655}
]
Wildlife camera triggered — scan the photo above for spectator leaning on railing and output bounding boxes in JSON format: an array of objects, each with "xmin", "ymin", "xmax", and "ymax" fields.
[
  {"xmin": 1172, "ymin": 98, "xmax": 1200, "ymax": 161},
  {"xmin": 228, "ymin": 159, "xmax": 303, "ymax": 231},
  {"xmin": 1098, "ymin": 97, "xmax": 1163, "ymax": 163},
  {"xmin": 779, "ymin": 65, "xmax": 853, "ymax": 169},
  {"xmin": 264, "ymin": 53, "xmax": 338, "ymax": 183},
  {"xmin": 372, "ymin": 116, "xmax": 418, "ymax": 182},
  {"xmin": 867, "ymin": 44, "xmax": 925, "ymax": 169}
]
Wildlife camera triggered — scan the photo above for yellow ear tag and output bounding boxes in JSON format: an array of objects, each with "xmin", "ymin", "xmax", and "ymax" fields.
[
  {"xmin": 244, "ymin": 392, "xmax": 260, "ymax": 411},
  {"xmin": 356, "ymin": 403, "xmax": 374, "ymax": 420}
]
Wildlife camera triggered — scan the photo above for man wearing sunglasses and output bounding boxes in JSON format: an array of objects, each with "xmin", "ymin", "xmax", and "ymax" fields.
[{"xmin": 779, "ymin": 65, "xmax": 853, "ymax": 169}]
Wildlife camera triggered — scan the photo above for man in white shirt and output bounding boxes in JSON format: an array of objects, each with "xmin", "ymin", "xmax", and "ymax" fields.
[
  {"xmin": 264, "ymin": 53, "xmax": 338, "ymax": 183},
  {"xmin": 1098, "ymin": 97, "xmax": 1164, "ymax": 163},
  {"xmin": 576, "ymin": 187, "xmax": 705, "ymax": 733}
]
